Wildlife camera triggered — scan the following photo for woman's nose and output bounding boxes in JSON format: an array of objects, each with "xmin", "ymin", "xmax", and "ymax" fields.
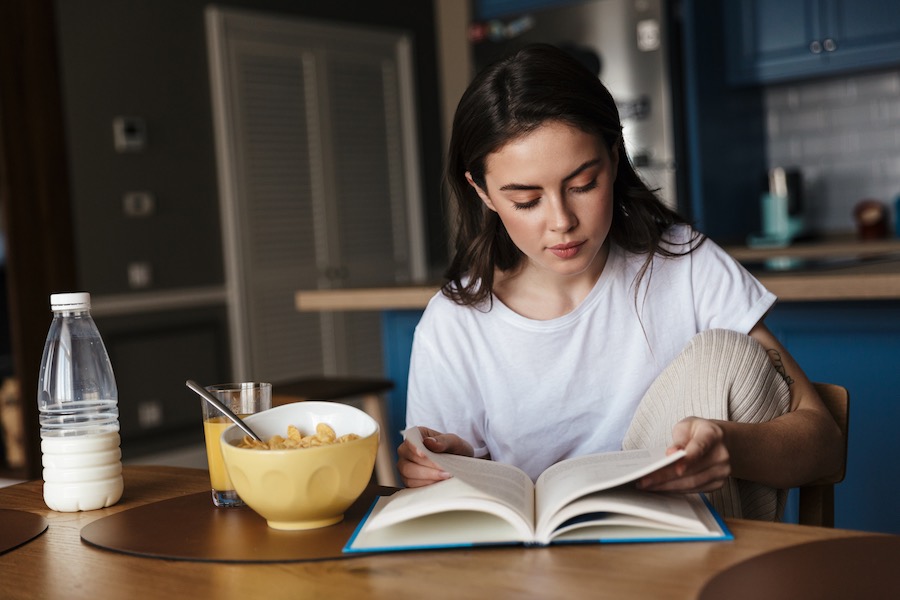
[{"xmin": 549, "ymin": 199, "xmax": 577, "ymax": 232}]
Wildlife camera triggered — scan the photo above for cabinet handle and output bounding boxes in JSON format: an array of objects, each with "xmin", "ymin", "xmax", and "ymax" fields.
[
  {"xmin": 823, "ymin": 38, "xmax": 837, "ymax": 52},
  {"xmin": 809, "ymin": 40, "xmax": 822, "ymax": 54}
]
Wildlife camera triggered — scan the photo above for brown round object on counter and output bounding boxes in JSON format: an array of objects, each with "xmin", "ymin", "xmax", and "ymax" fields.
[{"xmin": 854, "ymin": 199, "xmax": 889, "ymax": 239}]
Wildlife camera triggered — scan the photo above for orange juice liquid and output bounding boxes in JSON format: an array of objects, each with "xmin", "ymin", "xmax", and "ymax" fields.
[{"xmin": 203, "ymin": 416, "xmax": 248, "ymax": 490}]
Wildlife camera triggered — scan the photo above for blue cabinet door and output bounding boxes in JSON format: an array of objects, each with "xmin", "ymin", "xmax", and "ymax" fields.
[
  {"xmin": 381, "ymin": 309, "xmax": 424, "ymax": 451},
  {"xmin": 765, "ymin": 301, "xmax": 900, "ymax": 534},
  {"xmin": 825, "ymin": 0, "xmax": 900, "ymax": 73},
  {"xmin": 726, "ymin": 0, "xmax": 900, "ymax": 85},
  {"xmin": 726, "ymin": 0, "xmax": 826, "ymax": 84}
]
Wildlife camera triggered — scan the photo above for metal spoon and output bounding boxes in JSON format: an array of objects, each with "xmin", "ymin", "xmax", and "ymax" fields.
[{"xmin": 186, "ymin": 379, "xmax": 264, "ymax": 442}]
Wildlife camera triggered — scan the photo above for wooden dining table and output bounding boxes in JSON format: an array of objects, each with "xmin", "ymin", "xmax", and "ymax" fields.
[{"xmin": 0, "ymin": 465, "xmax": 894, "ymax": 599}]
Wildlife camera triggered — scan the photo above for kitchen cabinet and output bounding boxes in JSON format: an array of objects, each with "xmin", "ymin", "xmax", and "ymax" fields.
[
  {"xmin": 725, "ymin": 0, "xmax": 900, "ymax": 85},
  {"xmin": 765, "ymin": 301, "xmax": 900, "ymax": 534},
  {"xmin": 381, "ymin": 308, "xmax": 423, "ymax": 450}
]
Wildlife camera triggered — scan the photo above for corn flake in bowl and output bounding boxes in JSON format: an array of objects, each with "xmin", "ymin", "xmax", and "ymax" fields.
[{"xmin": 220, "ymin": 401, "xmax": 378, "ymax": 530}]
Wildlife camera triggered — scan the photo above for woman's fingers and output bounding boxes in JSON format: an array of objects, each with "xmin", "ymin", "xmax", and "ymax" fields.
[
  {"xmin": 641, "ymin": 461, "xmax": 729, "ymax": 493},
  {"xmin": 639, "ymin": 418, "xmax": 730, "ymax": 493},
  {"xmin": 423, "ymin": 433, "xmax": 474, "ymax": 457},
  {"xmin": 397, "ymin": 430, "xmax": 457, "ymax": 487}
]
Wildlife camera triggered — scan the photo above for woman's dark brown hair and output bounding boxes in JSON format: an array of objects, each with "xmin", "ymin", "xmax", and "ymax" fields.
[{"xmin": 443, "ymin": 43, "xmax": 701, "ymax": 307}]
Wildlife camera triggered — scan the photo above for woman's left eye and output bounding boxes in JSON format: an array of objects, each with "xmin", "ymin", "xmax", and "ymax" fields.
[
  {"xmin": 570, "ymin": 180, "xmax": 598, "ymax": 194},
  {"xmin": 512, "ymin": 199, "xmax": 540, "ymax": 211}
]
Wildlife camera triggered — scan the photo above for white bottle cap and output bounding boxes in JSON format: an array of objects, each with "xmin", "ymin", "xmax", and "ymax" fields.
[{"xmin": 50, "ymin": 292, "xmax": 91, "ymax": 311}]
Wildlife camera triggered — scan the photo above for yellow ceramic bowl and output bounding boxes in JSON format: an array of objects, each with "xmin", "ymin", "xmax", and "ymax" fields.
[{"xmin": 219, "ymin": 401, "xmax": 378, "ymax": 530}]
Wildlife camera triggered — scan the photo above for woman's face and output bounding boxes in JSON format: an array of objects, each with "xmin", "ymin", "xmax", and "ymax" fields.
[{"xmin": 467, "ymin": 120, "xmax": 618, "ymax": 282}]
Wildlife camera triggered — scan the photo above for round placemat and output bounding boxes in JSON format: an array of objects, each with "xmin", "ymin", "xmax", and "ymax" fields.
[
  {"xmin": 80, "ymin": 485, "xmax": 393, "ymax": 562},
  {"xmin": 0, "ymin": 509, "xmax": 48, "ymax": 555},
  {"xmin": 698, "ymin": 535, "xmax": 900, "ymax": 599}
]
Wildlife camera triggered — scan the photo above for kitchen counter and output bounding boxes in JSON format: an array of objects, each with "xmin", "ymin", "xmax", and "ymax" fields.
[
  {"xmin": 295, "ymin": 235, "xmax": 900, "ymax": 310},
  {"xmin": 725, "ymin": 235, "xmax": 900, "ymax": 301},
  {"xmin": 725, "ymin": 234, "xmax": 900, "ymax": 261},
  {"xmin": 295, "ymin": 285, "xmax": 438, "ymax": 312},
  {"xmin": 740, "ymin": 259, "xmax": 900, "ymax": 301}
]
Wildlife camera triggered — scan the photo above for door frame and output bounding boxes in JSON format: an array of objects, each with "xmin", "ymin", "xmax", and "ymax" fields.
[{"xmin": 0, "ymin": 0, "xmax": 77, "ymax": 479}]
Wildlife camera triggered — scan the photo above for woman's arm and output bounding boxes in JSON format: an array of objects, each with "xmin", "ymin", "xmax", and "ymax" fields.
[{"xmin": 639, "ymin": 323, "xmax": 843, "ymax": 492}]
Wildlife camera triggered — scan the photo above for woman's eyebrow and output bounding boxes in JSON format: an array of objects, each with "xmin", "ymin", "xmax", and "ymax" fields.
[
  {"xmin": 498, "ymin": 182, "xmax": 541, "ymax": 191},
  {"xmin": 497, "ymin": 158, "xmax": 602, "ymax": 192}
]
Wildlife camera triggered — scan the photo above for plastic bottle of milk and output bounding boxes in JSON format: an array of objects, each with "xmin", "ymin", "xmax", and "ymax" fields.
[{"xmin": 37, "ymin": 292, "xmax": 123, "ymax": 511}]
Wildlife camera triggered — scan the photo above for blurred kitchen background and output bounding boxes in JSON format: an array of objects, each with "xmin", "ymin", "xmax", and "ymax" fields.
[
  {"xmin": 2, "ymin": 0, "xmax": 900, "ymax": 531},
  {"xmin": 471, "ymin": 0, "xmax": 680, "ymax": 210}
]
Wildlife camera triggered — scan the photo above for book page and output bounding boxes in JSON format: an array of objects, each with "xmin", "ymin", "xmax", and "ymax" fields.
[
  {"xmin": 534, "ymin": 447, "xmax": 685, "ymax": 529},
  {"xmin": 346, "ymin": 495, "xmax": 530, "ymax": 552},
  {"xmin": 393, "ymin": 428, "xmax": 536, "ymax": 530},
  {"xmin": 360, "ymin": 476, "xmax": 533, "ymax": 541},
  {"xmin": 536, "ymin": 487, "xmax": 711, "ymax": 542},
  {"xmin": 541, "ymin": 492, "xmax": 729, "ymax": 544}
]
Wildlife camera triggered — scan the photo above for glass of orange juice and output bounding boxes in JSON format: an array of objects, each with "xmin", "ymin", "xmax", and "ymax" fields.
[{"xmin": 201, "ymin": 382, "xmax": 272, "ymax": 507}]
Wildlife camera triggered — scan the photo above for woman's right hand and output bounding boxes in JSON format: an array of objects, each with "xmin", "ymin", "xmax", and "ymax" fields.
[{"xmin": 397, "ymin": 426, "xmax": 474, "ymax": 488}]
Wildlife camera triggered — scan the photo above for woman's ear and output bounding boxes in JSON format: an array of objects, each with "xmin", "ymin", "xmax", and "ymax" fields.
[{"xmin": 465, "ymin": 171, "xmax": 496, "ymax": 212}]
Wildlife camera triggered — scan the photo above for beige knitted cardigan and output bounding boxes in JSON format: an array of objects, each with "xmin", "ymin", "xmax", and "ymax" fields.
[{"xmin": 623, "ymin": 328, "xmax": 792, "ymax": 521}]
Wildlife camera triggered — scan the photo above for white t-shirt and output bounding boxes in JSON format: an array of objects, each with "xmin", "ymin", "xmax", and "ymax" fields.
[{"xmin": 405, "ymin": 226, "xmax": 776, "ymax": 481}]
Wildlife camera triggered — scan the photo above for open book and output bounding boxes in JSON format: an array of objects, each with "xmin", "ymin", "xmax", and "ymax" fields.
[{"xmin": 344, "ymin": 428, "xmax": 732, "ymax": 553}]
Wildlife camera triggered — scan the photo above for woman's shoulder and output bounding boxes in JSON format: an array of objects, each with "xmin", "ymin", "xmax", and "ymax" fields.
[
  {"xmin": 614, "ymin": 224, "xmax": 706, "ymax": 267},
  {"xmin": 657, "ymin": 226, "xmax": 745, "ymax": 277},
  {"xmin": 659, "ymin": 223, "xmax": 706, "ymax": 251},
  {"xmin": 422, "ymin": 278, "xmax": 491, "ymax": 320},
  {"xmin": 412, "ymin": 282, "xmax": 496, "ymax": 350}
]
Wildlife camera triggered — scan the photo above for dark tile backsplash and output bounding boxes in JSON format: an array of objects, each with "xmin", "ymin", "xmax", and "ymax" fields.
[{"xmin": 765, "ymin": 69, "xmax": 900, "ymax": 234}]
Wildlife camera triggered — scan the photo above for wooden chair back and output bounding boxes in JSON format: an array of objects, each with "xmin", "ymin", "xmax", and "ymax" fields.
[{"xmin": 797, "ymin": 382, "xmax": 850, "ymax": 527}]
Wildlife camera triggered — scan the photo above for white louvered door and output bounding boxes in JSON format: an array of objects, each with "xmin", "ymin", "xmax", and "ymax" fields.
[{"xmin": 207, "ymin": 8, "xmax": 424, "ymax": 382}]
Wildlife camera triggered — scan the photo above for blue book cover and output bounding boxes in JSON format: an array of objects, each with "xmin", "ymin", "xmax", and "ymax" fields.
[{"xmin": 344, "ymin": 430, "xmax": 733, "ymax": 554}]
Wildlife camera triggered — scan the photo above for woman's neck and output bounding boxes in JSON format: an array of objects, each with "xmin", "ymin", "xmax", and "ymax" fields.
[{"xmin": 492, "ymin": 243, "xmax": 610, "ymax": 320}]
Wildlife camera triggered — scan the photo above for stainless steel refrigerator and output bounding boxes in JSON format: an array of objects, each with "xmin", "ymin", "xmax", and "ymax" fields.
[{"xmin": 472, "ymin": 0, "xmax": 679, "ymax": 209}]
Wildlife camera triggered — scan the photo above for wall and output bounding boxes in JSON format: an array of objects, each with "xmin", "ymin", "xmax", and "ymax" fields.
[
  {"xmin": 54, "ymin": 0, "xmax": 446, "ymax": 297},
  {"xmin": 765, "ymin": 68, "xmax": 900, "ymax": 234},
  {"xmin": 680, "ymin": 0, "xmax": 768, "ymax": 242},
  {"xmin": 434, "ymin": 0, "xmax": 473, "ymax": 163},
  {"xmin": 50, "ymin": 0, "xmax": 446, "ymax": 456},
  {"xmin": 432, "ymin": 0, "xmax": 473, "ymax": 269}
]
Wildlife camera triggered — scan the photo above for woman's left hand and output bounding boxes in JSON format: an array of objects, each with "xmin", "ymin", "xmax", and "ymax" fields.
[{"xmin": 636, "ymin": 417, "xmax": 731, "ymax": 493}]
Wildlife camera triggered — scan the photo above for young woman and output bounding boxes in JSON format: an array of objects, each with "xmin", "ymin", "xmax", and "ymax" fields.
[{"xmin": 398, "ymin": 44, "xmax": 841, "ymax": 519}]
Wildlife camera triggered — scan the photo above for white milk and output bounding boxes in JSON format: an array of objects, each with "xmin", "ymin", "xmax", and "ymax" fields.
[{"xmin": 41, "ymin": 431, "xmax": 124, "ymax": 512}]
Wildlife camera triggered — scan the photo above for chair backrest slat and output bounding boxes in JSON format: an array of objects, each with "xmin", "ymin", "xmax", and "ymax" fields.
[{"xmin": 797, "ymin": 382, "xmax": 849, "ymax": 527}]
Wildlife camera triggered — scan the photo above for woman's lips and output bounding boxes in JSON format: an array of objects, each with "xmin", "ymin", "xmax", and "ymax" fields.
[{"xmin": 548, "ymin": 241, "xmax": 585, "ymax": 258}]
